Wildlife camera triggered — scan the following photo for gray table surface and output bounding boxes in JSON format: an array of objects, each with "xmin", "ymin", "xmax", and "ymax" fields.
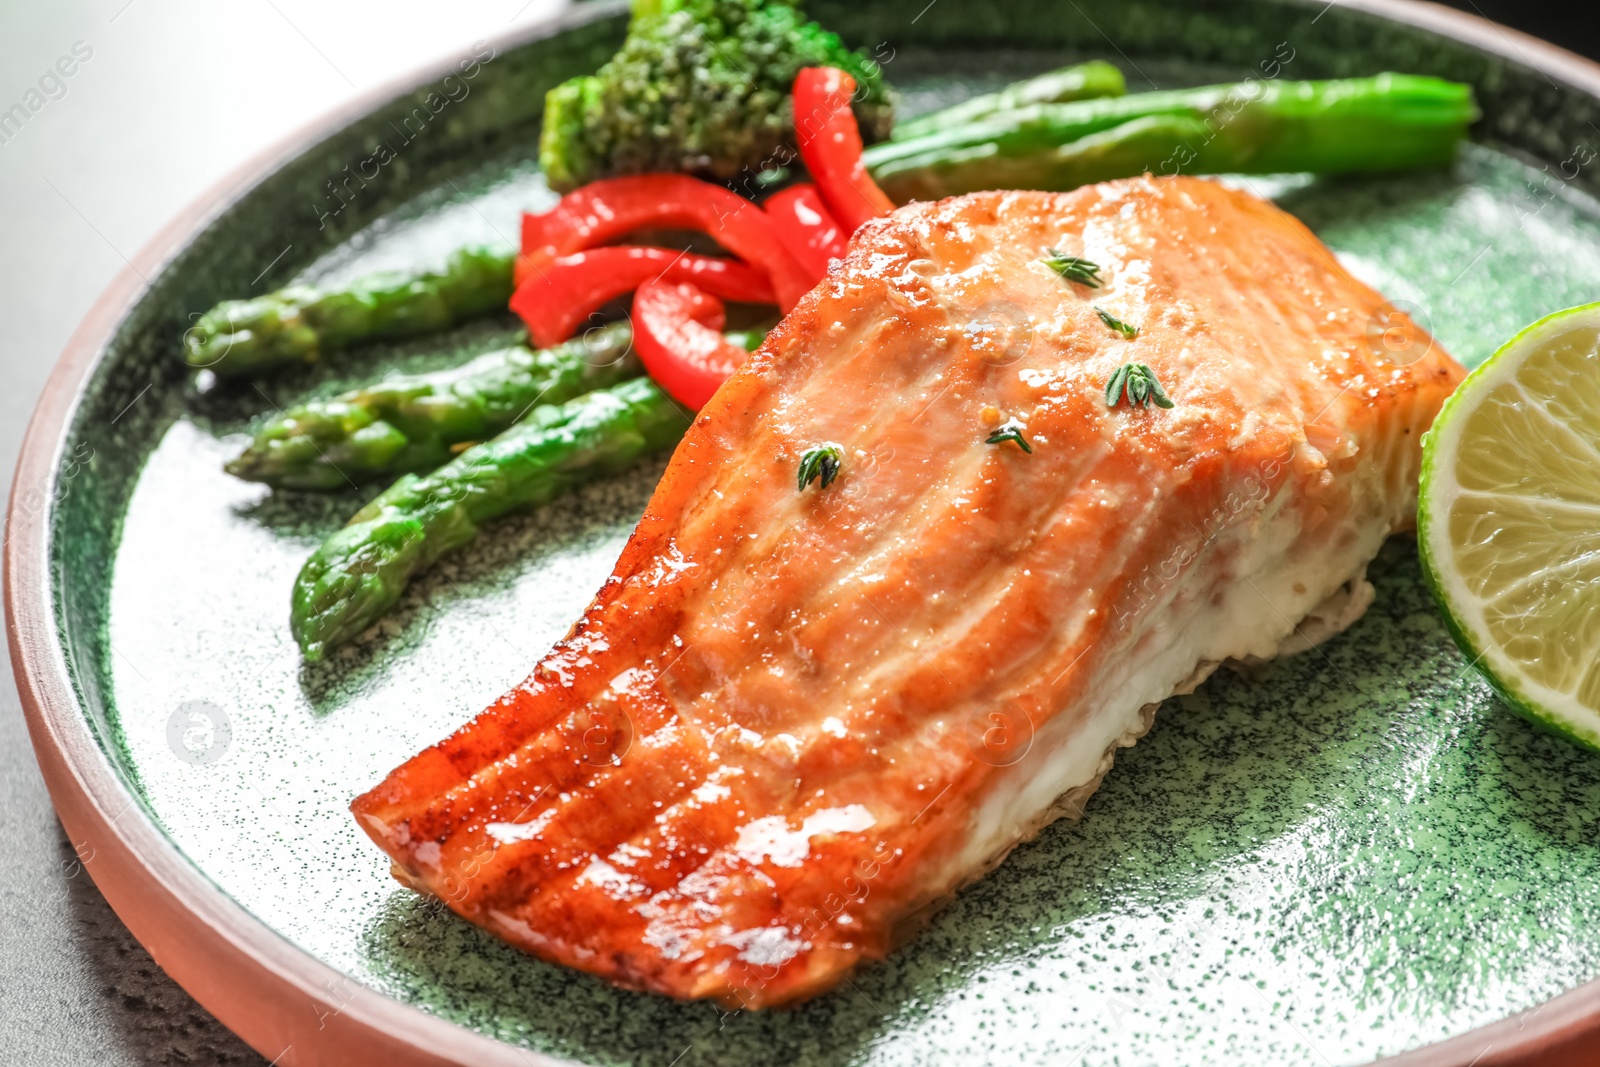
[{"xmin": 0, "ymin": 1, "xmax": 1592, "ymax": 1063}]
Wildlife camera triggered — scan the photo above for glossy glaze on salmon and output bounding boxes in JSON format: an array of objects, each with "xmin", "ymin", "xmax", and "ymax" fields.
[{"xmin": 352, "ymin": 176, "xmax": 1465, "ymax": 1008}]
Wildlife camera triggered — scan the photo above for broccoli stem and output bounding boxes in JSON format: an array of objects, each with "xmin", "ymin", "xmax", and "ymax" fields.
[{"xmin": 864, "ymin": 75, "xmax": 1478, "ymax": 202}]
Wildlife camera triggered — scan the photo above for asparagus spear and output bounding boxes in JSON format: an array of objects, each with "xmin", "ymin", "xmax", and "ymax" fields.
[
  {"xmin": 291, "ymin": 375, "xmax": 692, "ymax": 662},
  {"xmin": 225, "ymin": 322, "xmax": 639, "ymax": 490},
  {"xmin": 185, "ymin": 245, "xmax": 515, "ymax": 377},
  {"xmin": 890, "ymin": 60, "xmax": 1126, "ymax": 141},
  {"xmin": 864, "ymin": 74, "xmax": 1479, "ymax": 202}
]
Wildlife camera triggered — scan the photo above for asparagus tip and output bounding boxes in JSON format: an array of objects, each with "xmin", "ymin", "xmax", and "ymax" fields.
[{"xmin": 222, "ymin": 452, "xmax": 254, "ymax": 480}]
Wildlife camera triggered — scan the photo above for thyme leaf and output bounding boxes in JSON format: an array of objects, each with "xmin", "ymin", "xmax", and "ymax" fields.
[
  {"xmin": 796, "ymin": 443, "xmax": 844, "ymax": 491},
  {"xmin": 1095, "ymin": 307, "xmax": 1139, "ymax": 339},
  {"xmin": 985, "ymin": 418, "xmax": 1034, "ymax": 453},
  {"xmin": 1105, "ymin": 363, "xmax": 1174, "ymax": 410},
  {"xmin": 1042, "ymin": 248, "xmax": 1103, "ymax": 288}
]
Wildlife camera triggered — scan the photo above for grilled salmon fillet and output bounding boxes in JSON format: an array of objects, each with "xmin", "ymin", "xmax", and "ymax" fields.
[{"xmin": 352, "ymin": 175, "xmax": 1464, "ymax": 1008}]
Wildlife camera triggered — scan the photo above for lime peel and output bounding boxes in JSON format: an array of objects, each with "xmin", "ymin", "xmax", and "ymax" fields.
[{"xmin": 1419, "ymin": 300, "xmax": 1600, "ymax": 752}]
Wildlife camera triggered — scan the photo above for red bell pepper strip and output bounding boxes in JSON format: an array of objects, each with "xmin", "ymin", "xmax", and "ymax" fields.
[
  {"xmin": 764, "ymin": 183, "xmax": 848, "ymax": 281},
  {"xmin": 632, "ymin": 280, "xmax": 753, "ymax": 411},
  {"xmin": 793, "ymin": 67, "xmax": 896, "ymax": 234},
  {"xmin": 510, "ymin": 246, "xmax": 775, "ymax": 348},
  {"xmin": 515, "ymin": 213, "xmax": 548, "ymax": 285},
  {"xmin": 516, "ymin": 174, "xmax": 813, "ymax": 310},
  {"xmin": 520, "ymin": 210, "xmax": 547, "ymax": 262}
]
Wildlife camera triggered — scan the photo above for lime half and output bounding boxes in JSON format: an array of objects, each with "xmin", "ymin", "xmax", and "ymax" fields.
[{"xmin": 1419, "ymin": 301, "xmax": 1600, "ymax": 751}]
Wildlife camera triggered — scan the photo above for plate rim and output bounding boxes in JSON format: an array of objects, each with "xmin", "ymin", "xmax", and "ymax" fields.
[{"xmin": 8, "ymin": 2, "xmax": 1600, "ymax": 1065}]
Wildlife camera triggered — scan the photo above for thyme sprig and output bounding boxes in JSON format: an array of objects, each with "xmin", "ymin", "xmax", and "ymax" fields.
[
  {"xmin": 796, "ymin": 443, "xmax": 844, "ymax": 491},
  {"xmin": 985, "ymin": 418, "xmax": 1034, "ymax": 453},
  {"xmin": 1105, "ymin": 363, "xmax": 1174, "ymax": 410},
  {"xmin": 1095, "ymin": 307, "xmax": 1139, "ymax": 339},
  {"xmin": 1041, "ymin": 249, "xmax": 1103, "ymax": 288}
]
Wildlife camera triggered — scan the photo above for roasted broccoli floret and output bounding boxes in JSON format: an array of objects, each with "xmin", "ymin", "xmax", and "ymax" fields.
[{"xmin": 539, "ymin": 0, "xmax": 893, "ymax": 191}]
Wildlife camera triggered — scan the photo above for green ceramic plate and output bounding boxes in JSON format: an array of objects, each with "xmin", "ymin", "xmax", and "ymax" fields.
[{"xmin": 13, "ymin": 1, "xmax": 1600, "ymax": 1064}]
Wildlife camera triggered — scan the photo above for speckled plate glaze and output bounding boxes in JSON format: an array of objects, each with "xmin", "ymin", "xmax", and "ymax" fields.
[{"xmin": 13, "ymin": 2, "xmax": 1600, "ymax": 1065}]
